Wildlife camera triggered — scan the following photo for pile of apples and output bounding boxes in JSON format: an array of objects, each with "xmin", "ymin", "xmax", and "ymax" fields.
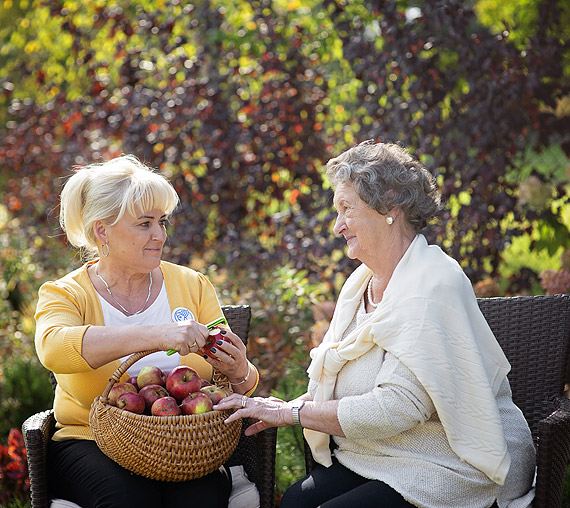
[{"xmin": 108, "ymin": 365, "xmax": 228, "ymax": 416}]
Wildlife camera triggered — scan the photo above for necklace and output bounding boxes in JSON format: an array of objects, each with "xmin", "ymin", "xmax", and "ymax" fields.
[
  {"xmin": 96, "ymin": 269, "xmax": 153, "ymax": 316},
  {"xmin": 367, "ymin": 276, "xmax": 378, "ymax": 308}
]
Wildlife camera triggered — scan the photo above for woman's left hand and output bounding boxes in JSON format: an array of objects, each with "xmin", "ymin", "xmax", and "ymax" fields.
[
  {"xmin": 214, "ymin": 394, "xmax": 291, "ymax": 436},
  {"xmin": 200, "ymin": 329, "xmax": 250, "ymax": 388}
]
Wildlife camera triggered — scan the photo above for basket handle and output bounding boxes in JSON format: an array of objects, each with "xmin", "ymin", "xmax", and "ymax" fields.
[{"xmin": 100, "ymin": 349, "xmax": 159, "ymax": 402}]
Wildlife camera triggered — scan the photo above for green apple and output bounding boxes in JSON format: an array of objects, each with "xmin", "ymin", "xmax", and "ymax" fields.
[{"xmin": 180, "ymin": 392, "xmax": 213, "ymax": 415}]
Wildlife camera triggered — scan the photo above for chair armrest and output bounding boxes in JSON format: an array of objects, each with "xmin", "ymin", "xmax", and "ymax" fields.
[
  {"xmin": 552, "ymin": 394, "xmax": 570, "ymax": 412},
  {"xmin": 534, "ymin": 406, "xmax": 570, "ymax": 508},
  {"xmin": 22, "ymin": 409, "xmax": 56, "ymax": 508},
  {"xmin": 225, "ymin": 420, "xmax": 277, "ymax": 508},
  {"xmin": 257, "ymin": 427, "xmax": 277, "ymax": 508},
  {"xmin": 303, "ymin": 436, "xmax": 317, "ymax": 474}
]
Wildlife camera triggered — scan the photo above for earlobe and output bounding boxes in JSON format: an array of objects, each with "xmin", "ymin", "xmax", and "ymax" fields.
[{"xmin": 386, "ymin": 207, "xmax": 400, "ymax": 222}]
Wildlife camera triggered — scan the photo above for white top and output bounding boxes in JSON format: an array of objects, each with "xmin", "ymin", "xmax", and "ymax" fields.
[{"xmin": 97, "ymin": 282, "xmax": 181, "ymax": 376}]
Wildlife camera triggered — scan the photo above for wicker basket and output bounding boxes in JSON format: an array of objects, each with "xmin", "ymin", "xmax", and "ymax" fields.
[{"xmin": 89, "ymin": 350, "xmax": 242, "ymax": 482}]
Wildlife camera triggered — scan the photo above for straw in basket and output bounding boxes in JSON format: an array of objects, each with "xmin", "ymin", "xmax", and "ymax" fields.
[{"xmin": 89, "ymin": 350, "xmax": 242, "ymax": 482}]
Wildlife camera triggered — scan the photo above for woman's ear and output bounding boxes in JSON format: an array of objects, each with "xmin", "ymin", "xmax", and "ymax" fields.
[{"xmin": 93, "ymin": 220, "xmax": 108, "ymax": 245}]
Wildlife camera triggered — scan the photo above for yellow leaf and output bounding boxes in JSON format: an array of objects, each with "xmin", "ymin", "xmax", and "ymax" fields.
[
  {"xmin": 24, "ymin": 40, "xmax": 40, "ymax": 53},
  {"xmin": 287, "ymin": 0, "xmax": 300, "ymax": 11}
]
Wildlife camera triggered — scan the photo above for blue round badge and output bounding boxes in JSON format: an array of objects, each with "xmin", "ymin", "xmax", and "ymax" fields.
[{"xmin": 172, "ymin": 307, "xmax": 195, "ymax": 323}]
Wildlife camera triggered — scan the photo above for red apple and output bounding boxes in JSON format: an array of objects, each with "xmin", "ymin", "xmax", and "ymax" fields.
[
  {"xmin": 166, "ymin": 365, "xmax": 202, "ymax": 402},
  {"xmin": 202, "ymin": 328, "xmax": 231, "ymax": 359},
  {"xmin": 199, "ymin": 385, "xmax": 227, "ymax": 405},
  {"xmin": 116, "ymin": 391, "xmax": 145, "ymax": 414},
  {"xmin": 139, "ymin": 384, "xmax": 170, "ymax": 413},
  {"xmin": 127, "ymin": 376, "xmax": 138, "ymax": 388},
  {"xmin": 200, "ymin": 378, "xmax": 211, "ymax": 388},
  {"xmin": 108, "ymin": 382, "xmax": 137, "ymax": 407},
  {"xmin": 180, "ymin": 392, "xmax": 214, "ymax": 415},
  {"xmin": 137, "ymin": 365, "xmax": 166, "ymax": 389},
  {"xmin": 151, "ymin": 396, "xmax": 182, "ymax": 416}
]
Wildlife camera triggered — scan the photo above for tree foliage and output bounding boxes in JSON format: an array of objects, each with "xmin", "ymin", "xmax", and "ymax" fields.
[
  {"xmin": 323, "ymin": 0, "xmax": 570, "ymax": 280},
  {"xmin": 1, "ymin": 0, "xmax": 569, "ymax": 290}
]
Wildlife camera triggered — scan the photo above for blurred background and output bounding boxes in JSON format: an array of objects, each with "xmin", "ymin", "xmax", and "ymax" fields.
[{"xmin": 0, "ymin": 0, "xmax": 569, "ymax": 504}]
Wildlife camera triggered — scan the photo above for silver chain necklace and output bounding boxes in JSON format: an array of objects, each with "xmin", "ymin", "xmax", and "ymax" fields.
[{"xmin": 96, "ymin": 269, "xmax": 153, "ymax": 316}]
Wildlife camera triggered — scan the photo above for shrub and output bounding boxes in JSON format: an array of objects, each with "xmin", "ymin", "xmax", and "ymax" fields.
[
  {"xmin": 0, "ymin": 356, "xmax": 54, "ymax": 442},
  {"xmin": 2, "ymin": 0, "xmax": 569, "ymax": 296},
  {"xmin": 539, "ymin": 248, "xmax": 570, "ymax": 294},
  {"xmin": 203, "ymin": 259, "xmax": 334, "ymax": 395},
  {"xmin": 271, "ymin": 354, "xmax": 312, "ymax": 501},
  {"xmin": 0, "ymin": 428, "xmax": 30, "ymax": 505}
]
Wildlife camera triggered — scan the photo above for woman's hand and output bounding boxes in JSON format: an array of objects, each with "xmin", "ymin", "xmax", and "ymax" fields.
[
  {"xmin": 159, "ymin": 320, "xmax": 209, "ymax": 356},
  {"xmin": 200, "ymin": 329, "xmax": 252, "ymax": 390},
  {"xmin": 215, "ymin": 393, "xmax": 345, "ymax": 437},
  {"xmin": 214, "ymin": 394, "xmax": 292, "ymax": 436}
]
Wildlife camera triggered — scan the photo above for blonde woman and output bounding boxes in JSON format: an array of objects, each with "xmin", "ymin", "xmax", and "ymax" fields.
[{"xmin": 35, "ymin": 155, "xmax": 258, "ymax": 507}]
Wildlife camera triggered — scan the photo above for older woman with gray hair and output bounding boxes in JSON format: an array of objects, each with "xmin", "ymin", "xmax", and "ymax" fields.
[{"xmin": 216, "ymin": 141, "xmax": 536, "ymax": 508}]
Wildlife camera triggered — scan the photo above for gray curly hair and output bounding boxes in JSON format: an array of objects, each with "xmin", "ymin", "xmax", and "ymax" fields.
[{"xmin": 326, "ymin": 140, "xmax": 442, "ymax": 232}]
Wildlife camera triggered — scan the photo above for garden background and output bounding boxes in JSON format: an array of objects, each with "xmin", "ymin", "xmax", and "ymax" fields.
[{"xmin": 1, "ymin": 0, "xmax": 569, "ymax": 506}]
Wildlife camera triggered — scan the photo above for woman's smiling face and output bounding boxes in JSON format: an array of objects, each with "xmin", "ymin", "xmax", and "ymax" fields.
[
  {"xmin": 332, "ymin": 181, "xmax": 386, "ymax": 262},
  {"xmin": 104, "ymin": 208, "xmax": 168, "ymax": 272}
]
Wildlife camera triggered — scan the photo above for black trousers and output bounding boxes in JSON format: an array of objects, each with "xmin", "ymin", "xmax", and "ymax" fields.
[
  {"xmin": 47, "ymin": 439, "xmax": 231, "ymax": 508},
  {"xmin": 279, "ymin": 457, "xmax": 417, "ymax": 508}
]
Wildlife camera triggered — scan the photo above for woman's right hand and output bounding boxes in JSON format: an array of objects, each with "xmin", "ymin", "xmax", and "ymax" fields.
[
  {"xmin": 214, "ymin": 394, "xmax": 292, "ymax": 435},
  {"xmin": 159, "ymin": 320, "xmax": 209, "ymax": 356}
]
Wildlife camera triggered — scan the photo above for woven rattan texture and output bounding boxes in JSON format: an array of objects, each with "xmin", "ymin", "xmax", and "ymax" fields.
[
  {"xmin": 87, "ymin": 309, "xmax": 252, "ymax": 482},
  {"xmin": 90, "ymin": 398, "xmax": 241, "ymax": 481},
  {"xmin": 22, "ymin": 409, "xmax": 56, "ymax": 508},
  {"xmin": 477, "ymin": 294, "xmax": 570, "ymax": 442},
  {"xmin": 535, "ymin": 408, "xmax": 570, "ymax": 507}
]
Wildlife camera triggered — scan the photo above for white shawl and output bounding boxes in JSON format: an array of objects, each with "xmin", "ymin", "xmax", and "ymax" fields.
[{"xmin": 305, "ymin": 235, "xmax": 512, "ymax": 485}]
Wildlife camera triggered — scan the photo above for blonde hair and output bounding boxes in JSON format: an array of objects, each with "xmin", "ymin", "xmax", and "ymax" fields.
[{"xmin": 60, "ymin": 155, "xmax": 179, "ymax": 258}]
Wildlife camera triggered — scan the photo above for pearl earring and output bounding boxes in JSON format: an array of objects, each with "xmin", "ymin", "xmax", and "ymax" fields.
[{"xmin": 386, "ymin": 216, "xmax": 394, "ymax": 225}]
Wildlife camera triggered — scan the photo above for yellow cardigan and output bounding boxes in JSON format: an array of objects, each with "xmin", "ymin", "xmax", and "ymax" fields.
[{"xmin": 35, "ymin": 260, "xmax": 257, "ymax": 441}]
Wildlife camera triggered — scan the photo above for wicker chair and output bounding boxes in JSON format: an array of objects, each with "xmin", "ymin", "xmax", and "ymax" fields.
[
  {"xmin": 22, "ymin": 304, "xmax": 277, "ymax": 508},
  {"xmin": 303, "ymin": 294, "xmax": 570, "ymax": 508}
]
